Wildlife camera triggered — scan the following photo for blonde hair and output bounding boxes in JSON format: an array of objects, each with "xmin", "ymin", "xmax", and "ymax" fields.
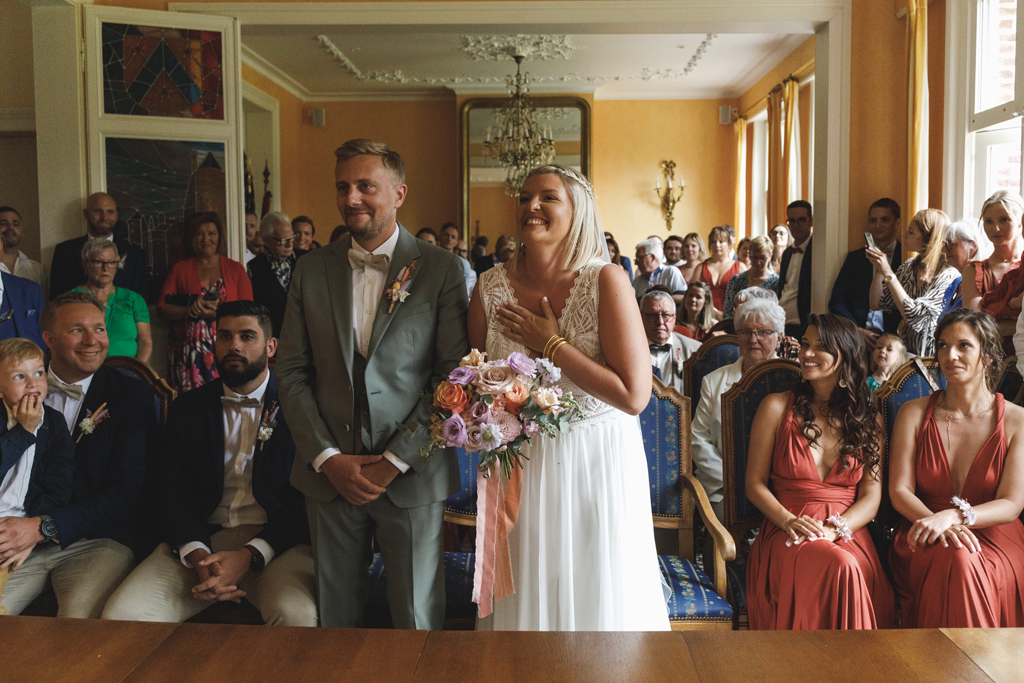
[
  {"xmin": 682, "ymin": 232, "xmax": 708, "ymax": 261},
  {"xmin": 981, "ymin": 189, "xmax": 1024, "ymax": 224},
  {"xmin": 748, "ymin": 235, "xmax": 773, "ymax": 259},
  {"xmin": 0, "ymin": 338, "xmax": 44, "ymax": 368},
  {"xmin": 873, "ymin": 333, "xmax": 908, "ymax": 371},
  {"xmin": 508, "ymin": 164, "xmax": 604, "ymax": 273},
  {"xmin": 333, "ymin": 138, "xmax": 406, "ymax": 184},
  {"xmin": 910, "ymin": 208, "xmax": 951, "ymax": 284}
]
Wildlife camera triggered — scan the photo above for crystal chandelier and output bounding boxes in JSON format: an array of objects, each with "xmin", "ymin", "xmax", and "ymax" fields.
[{"xmin": 482, "ymin": 55, "xmax": 557, "ymax": 197}]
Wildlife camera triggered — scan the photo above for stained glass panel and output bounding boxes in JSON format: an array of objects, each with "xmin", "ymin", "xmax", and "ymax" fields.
[
  {"xmin": 102, "ymin": 22, "xmax": 224, "ymax": 119},
  {"xmin": 106, "ymin": 137, "xmax": 226, "ymax": 287}
]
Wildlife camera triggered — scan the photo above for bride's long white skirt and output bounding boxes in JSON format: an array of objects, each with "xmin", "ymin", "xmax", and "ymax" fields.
[{"xmin": 477, "ymin": 411, "xmax": 671, "ymax": 632}]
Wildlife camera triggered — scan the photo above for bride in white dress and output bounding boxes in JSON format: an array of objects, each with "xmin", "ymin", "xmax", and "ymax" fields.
[{"xmin": 468, "ymin": 164, "xmax": 670, "ymax": 631}]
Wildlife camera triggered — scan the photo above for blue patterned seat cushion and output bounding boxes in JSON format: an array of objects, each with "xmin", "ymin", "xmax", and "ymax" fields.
[
  {"xmin": 445, "ymin": 447, "xmax": 479, "ymax": 516},
  {"xmin": 659, "ymin": 555, "xmax": 733, "ymax": 622},
  {"xmin": 366, "ymin": 551, "xmax": 477, "ymax": 622},
  {"xmin": 724, "ymin": 552, "xmax": 748, "ymax": 611}
]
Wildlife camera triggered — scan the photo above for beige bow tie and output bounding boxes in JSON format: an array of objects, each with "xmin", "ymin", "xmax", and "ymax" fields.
[
  {"xmin": 348, "ymin": 250, "xmax": 390, "ymax": 273},
  {"xmin": 47, "ymin": 376, "xmax": 83, "ymax": 402},
  {"xmin": 221, "ymin": 396, "xmax": 261, "ymax": 409}
]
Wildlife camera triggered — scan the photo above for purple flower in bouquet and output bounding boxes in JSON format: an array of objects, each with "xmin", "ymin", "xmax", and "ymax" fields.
[
  {"xmin": 491, "ymin": 409, "xmax": 523, "ymax": 444},
  {"xmin": 523, "ymin": 419, "xmax": 541, "ymax": 437},
  {"xmin": 479, "ymin": 423, "xmax": 504, "ymax": 450},
  {"xmin": 507, "ymin": 351, "xmax": 536, "ymax": 379},
  {"xmin": 448, "ymin": 366, "xmax": 477, "ymax": 386},
  {"xmin": 474, "ymin": 364, "xmax": 518, "ymax": 396},
  {"xmin": 534, "ymin": 358, "xmax": 561, "ymax": 383},
  {"xmin": 441, "ymin": 413, "xmax": 468, "ymax": 447},
  {"xmin": 467, "ymin": 400, "xmax": 492, "ymax": 424},
  {"xmin": 464, "ymin": 424, "xmax": 485, "ymax": 452}
]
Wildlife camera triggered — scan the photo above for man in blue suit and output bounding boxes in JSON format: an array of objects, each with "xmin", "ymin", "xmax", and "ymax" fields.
[
  {"xmin": 49, "ymin": 193, "xmax": 149, "ymax": 300},
  {"xmin": 0, "ymin": 292, "xmax": 156, "ymax": 617},
  {"xmin": 0, "ymin": 244, "xmax": 45, "ymax": 349},
  {"xmin": 103, "ymin": 301, "xmax": 316, "ymax": 626}
]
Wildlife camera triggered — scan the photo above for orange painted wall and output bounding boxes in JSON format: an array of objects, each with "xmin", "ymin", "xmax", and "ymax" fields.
[
  {"xmin": 0, "ymin": 0, "xmax": 34, "ymax": 110},
  {"xmin": 469, "ymin": 185, "xmax": 517, "ymax": 244}
]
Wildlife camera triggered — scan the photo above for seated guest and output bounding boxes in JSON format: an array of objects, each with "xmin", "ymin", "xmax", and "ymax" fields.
[
  {"xmin": 724, "ymin": 236, "xmax": 778, "ymax": 319},
  {"xmin": 694, "ymin": 225, "xmax": 746, "ymax": 317},
  {"xmin": 72, "ymin": 238, "xmax": 151, "ymax": 362},
  {"xmin": 292, "ymin": 215, "xmax": 317, "ymax": 252},
  {"xmin": 869, "ymin": 208, "xmax": 958, "ymax": 357},
  {"xmin": 102, "ymin": 302, "xmax": 317, "ymax": 626},
  {"xmin": 50, "ymin": 193, "xmax": 148, "ymax": 300},
  {"xmin": 416, "ymin": 227, "xmax": 437, "ymax": 246},
  {"xmin": 664, "ymin": 235, "xmax": 686, "ymax": 267},
  {"xmin": 0, "ymin": 206, "xmax": 46, "ymax": 293},
  {"xmin": 867, "ymin": 333, "xmax": 907, "ymax": 392},
  {"xmin": 678, "ymin": 232, "xmax": 706, "ymax": 284},
  {"xmin": 641, "ymin": 289, "xmax": 699, "ymax": 392},
  {"xmin": 691, "ymin": 296, "xmax": 783, "ymax": 521},
  {"xmin": 438, "ymin": 223, "xmax": 476, "ymax": 296},
  {"xmin": 675, "ymin": 281, "xmax": 715, "ymax": 342},
  {"xmin": 633, "ymin": 238, "xmax": 686, "ymax": 304},
  {"xmin": 768, "ymin": 223, "xmax": 791, "ymax": 275},
  {"xmin": 889, "ymin": 309, "xmax": 1024, "ymax": 627},
  {"xmin": 0, "ymin": 339, "xmax": 74, "ymax": 612},
  {"xmin": 606, "ymin": 236, "xmax": 632, "ymax": 280},
  {"xmin": 244, "ymin": 211, "xmax": 261, "ymax": 266},
  {"xmin": 746, "ymin": 313, "xmax": 892, "ymax": 629},
  {"xmin": 938, "ymin": 219, "xmax": 982, "ymax": 322},
  {"xmin": 474, "ymin": 235, "xmax": 513, "ymax": 277},
  {"xmin": 248, "ymin": 212, "xmax": 305, "ymax": 339},
  {"xmin": 829, "ymin": 198, "xmax": 903, "ymax": 348},
  {"xmin": 0, "ymin": 239, "xmax": 46, "ymax": 350},
  {"xmin": 733, "ymin": 288, "xmax": 799, "ymax": 359},
  {"xmin": 963, "ymin": 190, "xmax": 1024, "ymax": 310},
  {"xmin": 471, "ymin": 235, "xmax": 488, "ymax": 262},
  {"xmin": 1, "ymin": 293, "xmax": 155, "ymax": 617},
  {"xmin": 735, "ymin": 237, "xmax": 752, "ymax": 268}
]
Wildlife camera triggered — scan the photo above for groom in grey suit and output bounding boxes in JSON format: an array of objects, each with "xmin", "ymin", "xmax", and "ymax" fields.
[{"xmin": 277, "ymin": 139, "xmax": 468, "ymax": 628}]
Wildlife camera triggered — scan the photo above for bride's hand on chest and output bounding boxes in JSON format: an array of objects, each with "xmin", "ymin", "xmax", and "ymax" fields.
[{"xmin": 498, "ymin": 298, "xmax": 560, "ymax": 355}]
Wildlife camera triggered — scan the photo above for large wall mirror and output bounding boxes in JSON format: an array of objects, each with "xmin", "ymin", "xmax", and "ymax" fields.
[{"xmin": 460, "ymin": 96, "xmax": 591, "ymax": 249}]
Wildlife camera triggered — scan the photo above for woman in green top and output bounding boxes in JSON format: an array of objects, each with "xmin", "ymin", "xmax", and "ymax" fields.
[{"xmin": 73, "ymin": 238, "xmax": 152, "ymax": 362}]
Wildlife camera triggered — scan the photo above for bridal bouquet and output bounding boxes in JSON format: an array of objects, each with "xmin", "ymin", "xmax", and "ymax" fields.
[{"xmin": 419, "ymin": 349, "xmax": 582, "ymax": 478}]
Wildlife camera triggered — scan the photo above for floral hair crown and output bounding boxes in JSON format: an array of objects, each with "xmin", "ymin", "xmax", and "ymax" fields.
[{"xmin": 535, "ymin": 165, "xmax": 597, "ymax": 200}]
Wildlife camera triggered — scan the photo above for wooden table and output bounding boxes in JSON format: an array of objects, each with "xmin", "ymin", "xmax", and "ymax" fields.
[{"xmin": 1, "ymin": 616, "xmax": 1021, "ymax": 683}]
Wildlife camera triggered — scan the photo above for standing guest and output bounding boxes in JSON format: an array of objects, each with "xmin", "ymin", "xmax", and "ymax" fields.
[
  {"xmin": 866, "ymin": 333, "xmax": 907, "ymax": 392},
  {"xmin": 72, "ymin": 239, "xmax": 151, "ymax": 362},
  {"xmin": 889, "ymin": 309, "xmax": 1024, "ymax": 628},
  {"xmin": 735, "ymin": 237, "xmax": 752, "ymax": 268},
  {"xmin": 679, "ymin": 232, "xmax": 707, "ymax": 284},
  {"xmin": 664, "ymin": 235, "xmax": 686, "ymax": 267},
  {"xmin": 292, "ymin": 215, "xmax": 317, "ymax": 252},
  {"xmin": 416, "ymin": 228, "xmax": 438, "ymax": 246},
  {"xmin": 939, "ymin": 219, "xmax": 982, "ymax": 321},
  {"xmin": 438, "ymin": 223, "xmax": 476, "ymax": 296},
  {"xmin": 746, "ymin": 314, "xmax": 892, "ymax": 630},
  {"xmin": 675, "ymin": 281, "xmax": 715, "ymax": 342},
  {"xmin": 102, "ymin": 302, "xmax": 317, "ymax": 626},
  {"xmin": 475, "ymin": 235, "xmax": 513, "ymax": 277},
  {"xmin": 0, "ymin": 239, "xmax": 46, "ymax": 350},
  {"xmin": 1, "ymin": 293, "xmax": 156, "ymax": 618},
  {"xmin": 0, "ymin": 338, "xmax": 74, "ymax": 613},
  {"xmin": 454, "ymin": 240, "xmax": 470, "ymax": 259},
  {"xmin": 49, "ymin": 193, "xmax": 148, "ymax": 300},
  {"xmin": 723, "ymin": 236, "xmax": 778, "ymax": 319},
  {"xmin": 248, "ymin": 212, "xmax": 305, "ymax": 339},
  {"xmin": 641, "ymin": 289, "xmax": 699, "ymax": 392},
  {"xmin": 695, "ymin": 225, "xmax": 746, "ymax": 318},
  {"xmin": 244, "ymin": 211, "xmax": 261, "ymax": 266},
  {"xmin": 157, "ymin": 212, "xmax": 252, "ymax": 392},
  {"xmin": 963, "ymin": 190, "xmax": 1024, "ymax": 310},
  {"xmin": 633, "ymin": 238, "xmax": 686, "ymax": 304},
  {"xmin": 869, "ymin": 208, "xmax": 958, "ymax": 357},
  {"xmin": 277, "ymin": 139, "xmax": 468, "ymax": 629},
  {"xmin": 0, "ymin": 207, "xmax": 46, "ymax": 293},
  {"xmin": 830, "ymin": 198, "xmax": 904, "ymax": 348},
  {"xmin": 605, "ymin": 235, "xmax": 633, "ymax": 280},
  {"xmin": 776, "ymin": 201, "xmax": 814, "ymax": 339},
  {"xmin": 769, "ymin": 223, "xmax": 792, "ymax": 274},
  {"xmin": 691, "ymin": 297, "xmax": 783, "ymax": 520}
]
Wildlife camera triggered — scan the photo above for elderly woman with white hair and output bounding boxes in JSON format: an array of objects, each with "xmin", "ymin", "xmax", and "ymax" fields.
[
  {"xmin": 248, "ymin": 211, "xmax": 305, "ymax": 338},
  {"xmin": 938, "ymin": 219, "xmax": 983, "ymax": 320},
  {"xmin": 963, "ymin": 190, "xmax": 1024, "ymax": 310},
  {"xmin": 632, "ymin": 237, "xmax": 687, "ymax": 304},
  {"xmin": 690, "ymin": 295, "xmax": 786, "ymax": 521}
]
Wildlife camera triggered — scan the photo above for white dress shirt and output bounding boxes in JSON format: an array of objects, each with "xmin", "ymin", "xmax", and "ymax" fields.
[
  {"xmin": 44, "ymin": 366, "xmax": 94, "ymax": 433},
  {"xmin": 179, "ymin": 372, "xmax": 274, "ymax": 566},
  {"xmin": 649, "ymin": 332, "xmax": 700, "ymax": 393},
  {"xmin": 312, "ymin": 225, "xmax": 409, "ymax": 475},
  {"xmin": 779, "ymin": 236, "xmax": 811, "ymax": 325},
  {"xmin": 690, "ymin": 358, "xmax": 746, "ymax": 521},
  {"xmin": 0, "ymin": 403, "xmax": 43, "ymax": 518}
]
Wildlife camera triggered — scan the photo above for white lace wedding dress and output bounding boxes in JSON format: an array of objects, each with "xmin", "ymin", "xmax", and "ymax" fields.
[{"xmin": 476, "ymin": 260, "xmax": 670, "ymax": 631}]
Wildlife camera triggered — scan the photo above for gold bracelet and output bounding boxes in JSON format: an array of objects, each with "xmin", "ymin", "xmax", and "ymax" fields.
[
  {"xmin": 548, "ymin": 339, "xmax": 568, "ymax": 362},
  {"xmin": 543, "ymin": 334, "xmax": 564, "ymax": 359}
]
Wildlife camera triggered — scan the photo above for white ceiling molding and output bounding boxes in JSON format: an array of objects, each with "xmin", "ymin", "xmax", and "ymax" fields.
[{"xmin": 461, "ymin": 35, "xmax": 580, "ymax": 61}]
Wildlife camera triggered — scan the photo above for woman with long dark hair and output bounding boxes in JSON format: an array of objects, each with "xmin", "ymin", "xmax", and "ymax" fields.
[
  {"xmin": 675, "ymin": 281, "xmax": 716, "ymax": 341},
  {"xmin": 746, "ymin": 313, "xmax": 892, "ymax": 629}
]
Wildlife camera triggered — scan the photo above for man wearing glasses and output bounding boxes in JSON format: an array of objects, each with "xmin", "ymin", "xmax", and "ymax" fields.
[
  {"xmin": 248, "ymin": 212, "xmax": 307, "ymax": 338},
  {"xmin": 640, "ymin": 289, "xmax": 699, "ymax": 392},
  {"xmin": 775, "ymin": 200, "xmax": 814, "ymax": 338}
]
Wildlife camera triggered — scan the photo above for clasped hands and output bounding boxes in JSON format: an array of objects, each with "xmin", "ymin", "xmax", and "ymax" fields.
[
  {"xmin": 188, "ymin": 297, "xmax": 219, "ymax": 319},
  {"xmin": 321, "ymin": 453, "xmax": 400, "ymax": 506},
  {"xmin": 907, "ymin": 508, "xmax": 982, "ymax": 553},
  {"xmin": 497, "ymin": 298, "xmax": 559, "ymax": 355},
  {"xmin": 187, "ymin": 547, "xmax": 249, "ymax": 603},
  {"xmin": 781, "ymin": 515, "xmax": 841, "ymax": 547}
]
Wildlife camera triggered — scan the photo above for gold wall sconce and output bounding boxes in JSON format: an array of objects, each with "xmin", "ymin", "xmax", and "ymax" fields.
[{"xmin": 654, "ymin": 160, "xmax": 684, "ymax": 231}]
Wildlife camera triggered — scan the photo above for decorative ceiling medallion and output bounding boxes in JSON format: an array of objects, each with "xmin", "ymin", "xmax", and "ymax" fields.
[{"xmin": 460, "ymin": 35, "xmax": 580, "ymax": 61}]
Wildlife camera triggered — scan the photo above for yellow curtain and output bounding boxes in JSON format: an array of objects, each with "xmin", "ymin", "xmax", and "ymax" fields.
[
  {"xmin": 734, "ymin": 115, "xmax": 747, "ymax": 234},
  {"xmin": 907, "ymin": 0, "xmax": 929, "ymax": 220},
  {"xmin": 766, "ymin": 86, "xmax": 785, "ymax": 226},
  {"xmin": 783, "ymin": 78, "xmax": 802, "ymax": 203}
]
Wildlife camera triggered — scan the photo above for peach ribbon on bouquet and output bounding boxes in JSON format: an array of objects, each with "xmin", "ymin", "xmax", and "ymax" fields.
[{"xmin": 472, "ymin": 463, "xmax": 523, "ymax": 618}]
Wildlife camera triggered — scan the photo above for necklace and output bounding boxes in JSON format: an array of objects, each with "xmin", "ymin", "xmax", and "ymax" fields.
[{"xmin": 939, "ymin": 392, "xmax": 996, "ymax": 451}]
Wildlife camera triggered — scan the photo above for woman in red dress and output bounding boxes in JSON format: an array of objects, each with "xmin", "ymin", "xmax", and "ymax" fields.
[
  {"xmin": 888, "ymin": 309, "xmax": 1024, "ymax": 627},
  {"xmin": 746, "ymin": 313, "xmax": 892, "ymax": 629},
  {"xmin": 694, "ymin": 225, "xmax": 745, "ymax": 318}
]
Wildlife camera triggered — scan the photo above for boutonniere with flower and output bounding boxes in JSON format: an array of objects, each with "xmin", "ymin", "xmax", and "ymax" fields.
[
  {"xmin": 118, "ymin": 254, "xmax": 127, "ymax": 270},
  {"xmin": 385, "ymin": 259, "xmax": 418, "ymax": 313},
  {"xmin": 77, "ymin": 402, "xmax": 110, "ymax": 443},
  {"xmin": 257, "ymin": 401, "xmax": 280, "ymax": 450}
]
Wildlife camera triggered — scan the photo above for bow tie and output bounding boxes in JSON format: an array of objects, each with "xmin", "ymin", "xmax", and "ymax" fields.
[
  {"xmin": 791, "ymin": 247, "xmax": 804, "ymax": 254},
  {"xmin": 348, "ymin": 250, "xmax": 390, "ymax": 273},
  {"xmin": 221, "ymin": 396, "xmax": 261, "ymax": 409},
  {"xmin": 47, "ymin": 376, "xmax": 83, "ymax": 401},
  {"xmin": 649, "ymin": 343, "xmax": 672, "ymax": 353}
]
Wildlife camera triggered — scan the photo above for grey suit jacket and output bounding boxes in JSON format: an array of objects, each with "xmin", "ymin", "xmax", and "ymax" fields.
[{"xmin": 277, "ymin": 226, "xmax": 469, "ymax": 508}]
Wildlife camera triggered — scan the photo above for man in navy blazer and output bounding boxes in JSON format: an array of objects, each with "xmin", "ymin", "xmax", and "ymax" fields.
[
  {"xmin": 0, "ymin": 267, "xmax": 45, "ymax": 350},
  {"xmin": 775, "ymin": 200, "xmax": 814, "ymax": 339},
  {"xmin": 0, "ymin": 292, "xmax": 156, "ymax": 618},
  {"xmin": 103, "ymin": 301, "xmax": 316, "ymax": 626},
  {"xmin": 49, "ymin": 193, "xmax": 149, "ymax": 300},
  {"xmin": 829, "ymin": 198, "xmax": 904, "ymax": 347}
]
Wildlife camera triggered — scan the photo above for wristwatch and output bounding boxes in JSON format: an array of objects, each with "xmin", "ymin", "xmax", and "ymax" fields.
[
  {"xmin": 38, "ymin": 514, "xmax": 58, "ymax": 542},
  {"xmin": 883, "ymin": 274, "xmax": 894, "ymax": 284},
  {"xmin": 244, "ymin": 544, "xmax": 265, "ymax": 572}
]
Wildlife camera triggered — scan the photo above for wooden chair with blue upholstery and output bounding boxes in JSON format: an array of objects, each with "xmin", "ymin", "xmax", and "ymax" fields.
[
  {"xmin": 641, "ymin": 376, "xmax": 735, "ymax": 630},
  {"xmin": 364, "ymin": 446, "xmax": 479, "ymax": 629},
  {"xmin": 682, "ymin": 334, "xmax": 740, "ymax": 418},
  {"xmin": 720, "ymin": 358, "xmax": 802, "ymax": 629}
]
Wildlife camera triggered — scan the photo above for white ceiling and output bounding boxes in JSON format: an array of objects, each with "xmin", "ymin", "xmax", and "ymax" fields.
[{"xmin": 240, "ymin": 28, "xmax": 809, "ymax": 100}]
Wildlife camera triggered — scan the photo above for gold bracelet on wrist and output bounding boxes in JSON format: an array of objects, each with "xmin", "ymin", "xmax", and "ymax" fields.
[
  {"xmin": 543, "ymin": 334, "xmax": 564, "ymax": 359},
  {"xmin": 547, "ymin": 339, "xmax": 568, "ymax": 362}
]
